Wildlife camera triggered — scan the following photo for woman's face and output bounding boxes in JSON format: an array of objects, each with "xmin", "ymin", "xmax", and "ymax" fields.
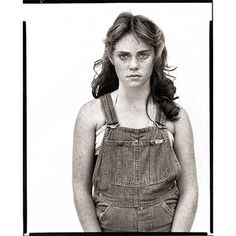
[{"xmin": 110, "ymin": 33, "xmax": 155, "ymax": 89}]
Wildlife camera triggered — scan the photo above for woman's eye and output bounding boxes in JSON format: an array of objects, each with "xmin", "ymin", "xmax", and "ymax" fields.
[
  {"xmin": 119, "ymin": 54, "xmax": 129, "ymax": 60},
  {"xmin": 138, "ymin": 53, "xmax": 148, "ymax": 59}
]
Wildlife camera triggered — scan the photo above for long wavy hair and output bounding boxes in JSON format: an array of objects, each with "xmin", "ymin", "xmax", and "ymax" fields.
[{"xmin": 91, "ymin": 12, "xmax": 180, "ymax": 121}]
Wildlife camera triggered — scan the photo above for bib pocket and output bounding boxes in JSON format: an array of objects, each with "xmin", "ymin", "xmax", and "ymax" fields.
[
  {"xmin": 100, "ymin": 137, "xmax": 171, "ymax": 186},
  {"xmin": 146, "ymin": 138, "xmax": 171, "ymax": 184},
  {"xmin": 101, "ymin": 140, "xmax": 134, "ymax": 186}
]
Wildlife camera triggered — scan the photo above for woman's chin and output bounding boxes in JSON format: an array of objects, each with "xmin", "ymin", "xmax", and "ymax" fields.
[{"xmin": 123, "ymin": 81, "xmax": 149, "ymax": 89}]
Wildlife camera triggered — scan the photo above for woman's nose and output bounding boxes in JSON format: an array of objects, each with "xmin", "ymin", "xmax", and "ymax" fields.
[{"xmin": 129, "ymin": 57, "xmax": 139, "ymax": 71}]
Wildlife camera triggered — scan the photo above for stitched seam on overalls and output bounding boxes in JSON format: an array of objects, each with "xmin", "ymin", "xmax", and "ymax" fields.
[
  {"xmin": 93, "ymin": 93, "xmax": 181, "ymax": 232},
  {"xmin": 100, "ymin": 94, "xmax": 119, "ymax": 125}
]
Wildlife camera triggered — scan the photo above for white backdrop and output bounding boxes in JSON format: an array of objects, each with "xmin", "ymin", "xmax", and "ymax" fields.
[{"xmin": 23, "ymin": 3, "xmax": 211, "ymax": 233}]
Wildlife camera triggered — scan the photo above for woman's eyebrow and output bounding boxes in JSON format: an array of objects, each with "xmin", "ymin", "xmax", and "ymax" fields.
[
  {"xmin": 137, "ymin": 49, "xmax": 152, "ymax": 53},
  {"xmin": 115, "ymin": 49, "xmax": 152, "ymax": 54},
  {"xmin": 115, "ymin": 51, "xmax": 130, "ymax": 54}
]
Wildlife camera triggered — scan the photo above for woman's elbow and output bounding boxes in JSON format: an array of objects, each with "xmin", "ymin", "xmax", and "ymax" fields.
[
  {"xmin": 73, "ymin": 179, "xmax": 91, "ymax": 199},
  {"xmin": 179, "ymin": 182, "xmax": 199, "ymax": 211},
  {"xmin": 187, "ymin": 185, "xmax": 199, "ymax": 212},
  {"xmin": 73, "ymin": 183, "xmax": 91, "ymax": 198},
  {"xmin": 190, "ymin": 180, "xmax": 199, "ymax": 205},
  {"xmin": 190, "ymin": 187, "xmax": 198, "ymax": 212},
  {"xmin": 73, "ymin": 186, "xmax": 93, "ymax": 213}
]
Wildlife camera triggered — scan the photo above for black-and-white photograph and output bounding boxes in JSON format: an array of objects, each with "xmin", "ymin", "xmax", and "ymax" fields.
[
  {"xmin": 23, "ymin": 2, "xmax": 211, "ymax": 234},
  {"xmin": 4, "ymin": 1, "xmax": 236, "ymax": 236}
]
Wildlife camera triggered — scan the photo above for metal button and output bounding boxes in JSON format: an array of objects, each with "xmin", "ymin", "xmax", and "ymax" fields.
[
  {"xmin": 118, "ymin": 141, "xmax": 123, "ymax": 146},
  {"xmin": 133, "ymin": 140, "xmax": 139, "ymax": 145},
  {"xmin": 155, "ymin": 139, "xmax": 165, "ymax": 144},
  {"xmin": 149, "ymin": 140, "xmax": 155, "ymax": 146}
]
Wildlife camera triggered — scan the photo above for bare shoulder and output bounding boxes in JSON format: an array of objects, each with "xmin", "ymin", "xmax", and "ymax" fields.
[
  {"xmin": 165, "ymin": 107, "xmax": 191, "ymax": 136},
  {"xmin": 75, "ymin": 98, "xmax": 105, "ymax": 130},
  {"xmin": 175, "ymin": 107, "xmax": 191, "ymax": 127},
  {"xmin": 173, "ymin": 106, "xmax": 193, "ymax": 140}
]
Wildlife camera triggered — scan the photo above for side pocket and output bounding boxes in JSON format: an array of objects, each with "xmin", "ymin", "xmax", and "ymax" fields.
[
  {"xmin": 161, "ymin": 201, "xmax": 175, "ymax": 216},
  {"xmin": 161, "ymin": 190, "xmax": 179, "ymax": 216},
  {"xmin": 96, "ymin": 202, "xmax": 112, "ymax": 221},
  {"xmin": 151, "ymin": 201, "xmax": 173, "ymax": 228}
]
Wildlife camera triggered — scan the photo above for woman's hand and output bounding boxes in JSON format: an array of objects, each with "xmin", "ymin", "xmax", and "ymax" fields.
[{"xmin": 171, "ymin": 108, "xmax": 198, "ymax": 232}]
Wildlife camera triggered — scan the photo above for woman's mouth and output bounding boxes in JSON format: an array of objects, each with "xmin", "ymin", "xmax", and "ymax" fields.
[{"xmin": 127, "ymin": 74, "xmax": 141, "ymax": 78}]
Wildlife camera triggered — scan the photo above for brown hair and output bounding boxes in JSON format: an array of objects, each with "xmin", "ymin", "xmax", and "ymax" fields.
[{"xmin": 91, "ymin": 12, "xmax": 180, "ymax": 120}]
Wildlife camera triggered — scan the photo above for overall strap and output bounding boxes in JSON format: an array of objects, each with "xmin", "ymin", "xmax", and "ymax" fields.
[
  {"xmin": 100, "ymin": 93, "xmax": 119, "ymax": 126},
  {"xmin": 154, "ymin": 104, "xmax": 167, "ymax": 129}
]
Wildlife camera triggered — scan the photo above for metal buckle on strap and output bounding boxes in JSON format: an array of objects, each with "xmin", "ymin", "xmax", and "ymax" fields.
[
  {"xmin": 154, "ymin": 121, "xmax": 167, "ymax": 129},
  {"xmin": 106, "ymin": 123, "xmax": 120, "ymax": 129}
]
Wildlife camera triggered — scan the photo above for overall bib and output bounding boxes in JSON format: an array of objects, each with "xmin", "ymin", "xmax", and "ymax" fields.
[{"xmin": 92, "ymin": 93, "xmax": 182, "ymax": 232}]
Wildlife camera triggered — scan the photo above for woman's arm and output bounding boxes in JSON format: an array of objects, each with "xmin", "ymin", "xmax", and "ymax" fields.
[
  {"xmin": 72, "ymin": 100, "xmax": 102, "ymax": 232},
  {"xmin": 171, "ymin": 108, "xmax": 198, "ymax": 232}
]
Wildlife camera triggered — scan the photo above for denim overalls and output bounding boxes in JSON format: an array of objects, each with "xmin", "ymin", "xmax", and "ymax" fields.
[{"xmin": 92, "ymin": 93, "xmax": 182, "ymax": 232}]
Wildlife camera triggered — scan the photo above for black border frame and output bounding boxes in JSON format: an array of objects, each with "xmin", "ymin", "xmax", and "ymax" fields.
[
  {"xmin": 23, "ymin": 20, "xmax": 27, "ymax": 236},
  {"xmin": 23, "ymin": 0, "xmax": 212, "ymax": 3},
  {"xmin": 23, "ymin": 1, "xmax": 213, "ymax": 235}
]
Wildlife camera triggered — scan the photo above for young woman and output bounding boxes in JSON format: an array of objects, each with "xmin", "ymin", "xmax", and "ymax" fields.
[{"xmin": 72, "ymin": 12, "xmax": 198, "ymax": 232}]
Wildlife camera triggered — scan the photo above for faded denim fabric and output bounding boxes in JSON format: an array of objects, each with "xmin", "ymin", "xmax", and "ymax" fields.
[{"xmin": 92, "ymin": 93, "xmax": 182, "ymax": 232}]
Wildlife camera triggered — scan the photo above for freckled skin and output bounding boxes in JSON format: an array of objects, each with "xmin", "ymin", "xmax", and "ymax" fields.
[
  {"xmin": 73, "ymin": 32, "xmax": 198, "ymax": 233},
  {"xmin": 110, "ymin": 33, "xmax": 155, "ymax": 89}
]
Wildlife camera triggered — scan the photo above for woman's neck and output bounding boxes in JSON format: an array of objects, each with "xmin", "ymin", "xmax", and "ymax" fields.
[
  {"xmin": 116, "ymin": 84, "xmax": 151, "ymax": 106},
  {"xmin": 112, "ymin": 84, "xmax": 156, "ymax": 128}
]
